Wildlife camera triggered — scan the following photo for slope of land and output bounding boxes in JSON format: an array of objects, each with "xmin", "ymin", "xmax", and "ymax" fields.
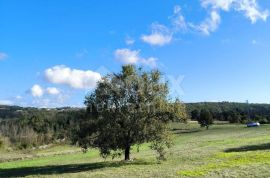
[{"xmin": 1, "ymin": 123, "xmax": 270, "ymax": 177}]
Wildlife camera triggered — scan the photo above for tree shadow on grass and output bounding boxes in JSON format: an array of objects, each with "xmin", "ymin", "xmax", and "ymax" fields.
[
  {"xmin": 225, "ymin": 143, "xmax": 270, "ymax": 153},
  {"xmin": 0, "ymin": 160, "xmax": 152, "ymax": 177}
]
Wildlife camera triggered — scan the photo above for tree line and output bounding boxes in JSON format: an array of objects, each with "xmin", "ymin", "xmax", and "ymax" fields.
[
  {"xmin": 0, "ymin": 108, "xmax": 85, "ymax": 149},
  {"xmin": 1, "ymin": 102, "xmax": 270, "ymax": 150},
  {"xmin": 187, "ymin": 102, "xmax": 270, "ymax": 124}
]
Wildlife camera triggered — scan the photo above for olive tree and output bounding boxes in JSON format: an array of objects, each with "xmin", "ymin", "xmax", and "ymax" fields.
[{"xmin": 74, "ymin": 65, "xmax": 186, "ymax": 160}]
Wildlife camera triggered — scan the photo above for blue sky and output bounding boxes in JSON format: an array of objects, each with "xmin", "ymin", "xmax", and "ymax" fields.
[{"xmin": 1, "ymin": 0, "xmax": 270, "ymax": 107}]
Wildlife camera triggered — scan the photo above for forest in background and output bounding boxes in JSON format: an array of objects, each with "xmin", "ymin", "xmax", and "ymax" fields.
[{"xmin": 0, "ymin": 102, "xmax": 270, "ymax": 149}]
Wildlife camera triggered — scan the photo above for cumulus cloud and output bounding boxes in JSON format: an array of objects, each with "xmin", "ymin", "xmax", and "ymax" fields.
[
  {"xmin": 115, "ymin": 49, "xmax": 140, "ymax": 64},
  {"xmin": 201, "ymin": 0, "xmax": 269, "ymax": 23},
  {"xmin": 0, "ymin": 52, "xmax": 8, "ymax": 60},
  {"xmin": 31, "ymin": 84, "xmax": 62, "ymax": 98},
  {"xmin": 141, "ymin": 23, "xmax": 173, "ymax": 46},
  {"xmin": 44, "ymin": 65, "xmax": 102, "ymax": 89},
  {"xmin": 31, "ymin": 84, "xmax": 44, "ymax": 97},
  {"xmin": 114, "ymin": 48, "xmax": 157, "ymax": 68},
  {"xmin": 46, "ymin": 87, "xmax": 60, "ymax": 95}
]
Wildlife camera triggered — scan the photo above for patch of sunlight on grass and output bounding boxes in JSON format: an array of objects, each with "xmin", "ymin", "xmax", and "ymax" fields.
[{"xmin": 178, "ymin": 151, "xmax": 270, "ymax": 177}]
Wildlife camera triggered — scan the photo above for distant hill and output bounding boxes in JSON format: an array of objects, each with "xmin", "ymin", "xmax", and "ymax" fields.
[
  {"xmin": 0, "ymin": 105, "xmax": 82, "ymax": 120},
  {"xmin": 1, "ymin": 102, "xmax": 270, "ymax": 123}
]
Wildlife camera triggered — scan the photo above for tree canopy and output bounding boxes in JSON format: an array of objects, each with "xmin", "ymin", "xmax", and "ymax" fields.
[
  {"xmin": 198, "ymin": 109, "xmax": 213, "ymax": 129},
  {"xmin": 74, "ymin": 65, "xmax": 187, "ymax": 160}
]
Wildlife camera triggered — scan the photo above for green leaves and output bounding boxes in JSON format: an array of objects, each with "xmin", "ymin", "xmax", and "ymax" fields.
[{"xmin": 77, "ymin": 65, "xmax": 187, "ymax": 160}]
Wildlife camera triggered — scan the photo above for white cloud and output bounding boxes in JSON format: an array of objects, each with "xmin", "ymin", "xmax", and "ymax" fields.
[
  {"xmin": 115, "ymin": 49, "xmax": 140, "ymax": 64},
  {"xmin": 141, "ymin": 33, "xmax": 172, "ymax": 46},
  {"xmin": 46, "ymin": 87, "xmax": 60, "ymax": 95},
  {"xmin": 201, "ymin": 0, "xmax": 234, "ymax": 11},
  {"xmin": 0, "ymin": 100, "xmax": 13, "ymax": 105},
  {"xmin": 31, "ymin": 84, "xmax": 61, "ymax": 98},
  {"xmin": 0, "ymin": 52, "xmax": 8, "ymax": 60},
  {"xmin": 44, "ymin": 65, "xmax": 102, "ymax": 89},
  {"xmin": 141, "ymin": 6, "xmax": 187, "ymax": 46},
  {"xmin": 201, "ymin": 0, "xmax": 269, "ymax": 23},
  {"xmin": 114, "ymin": 48, "xmax": 158, "ymax": 68},
  {"xmin": 237, "ymin": 0, "xmax": 269, "ymax": 23},
  {"xmin": 141, "ymin": 23, "xmax": 172, "ymax": 46},
  {"xmin": 31, "ymin": 84, "xmax": 44, "ymax": 97},
  {"xmin": 171, "ymin": 5, "xmax": 188, "ymax": 32},
  {"xmin": 188, "ymin": 0, "xmax": 268, "ymax": 35},
  {"xmin": 27, "ymin": 85, "xmax": 70, "ymax": 107},
  {"xmin": 141, "ymin": 2, "xmax": 269, "ymax": 40},
  {"xmin": 191, "ymin": 10, "xmax": 221, "ymax": 35}
]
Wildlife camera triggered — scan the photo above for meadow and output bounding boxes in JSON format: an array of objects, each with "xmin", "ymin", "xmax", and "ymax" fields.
[{"xmin": 1, "ymin": 123, "xmax": 270, "ymax": 178}]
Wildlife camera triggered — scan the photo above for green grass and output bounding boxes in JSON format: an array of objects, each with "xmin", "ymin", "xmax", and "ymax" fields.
[{"xmin": 1, "ymin": 123, "xmax": 270, "ymax": 177}]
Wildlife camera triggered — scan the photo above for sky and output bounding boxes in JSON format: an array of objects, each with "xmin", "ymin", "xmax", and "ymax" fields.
[{"xmin": 1, "ymin": 0, "xmax": 270, "ymax": 107}]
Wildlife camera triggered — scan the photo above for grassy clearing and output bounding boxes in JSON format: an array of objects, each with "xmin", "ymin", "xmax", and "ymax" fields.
[{"xmin": 1, "ymin": 123, "xmax": 270, "ymax": 177}]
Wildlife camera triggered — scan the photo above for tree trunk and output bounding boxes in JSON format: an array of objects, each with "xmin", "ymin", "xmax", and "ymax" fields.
[{"xmin": 124, "ymin": 146, "xmax": 130, "ymax": 161}]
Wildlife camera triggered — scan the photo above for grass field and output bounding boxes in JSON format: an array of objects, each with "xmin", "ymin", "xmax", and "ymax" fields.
[{"xmin": 1, "ymin": 123, "xmax": 270, "ymax": 177}]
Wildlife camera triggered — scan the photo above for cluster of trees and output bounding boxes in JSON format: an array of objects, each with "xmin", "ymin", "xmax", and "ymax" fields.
[
  {"xmin": 191, "ymin": 109, "xmax": 213, "ymax": 129},
  {"xmin": 187, "ymin": 102, "xmax": 270, "ymax": 124},
  {"xmin": 0, "ymin": 108, "xmax": 85, "ymax": 149},
  {"xmin": 0, "ymin": 105, "xmax": 24, "ymax": 119}
]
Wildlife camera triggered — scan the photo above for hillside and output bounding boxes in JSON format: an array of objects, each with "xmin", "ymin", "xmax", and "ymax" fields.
[{"xmin": 1, "ymin": 123, "xmax": 270, "ymax": 177}]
